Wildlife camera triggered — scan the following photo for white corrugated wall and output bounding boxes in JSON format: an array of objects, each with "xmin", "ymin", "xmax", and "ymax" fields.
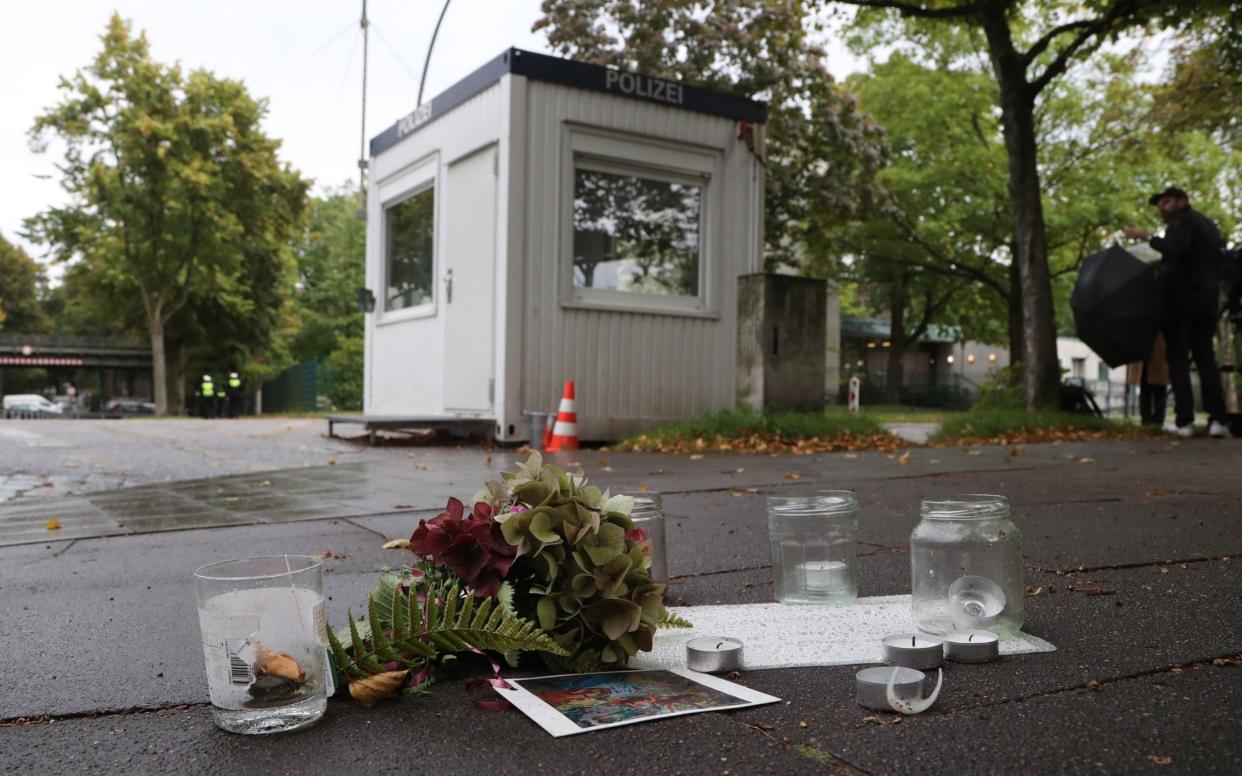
[{"xmin": 515, "ymin": 80, "xmax": 762, "ymax": 439}]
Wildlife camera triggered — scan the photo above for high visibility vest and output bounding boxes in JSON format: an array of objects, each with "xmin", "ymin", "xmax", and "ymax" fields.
[
  {"xmin": 228, "ymin": 378, "xmax": 241, "ymax": 389},
  {"xmin": 201, "ymin": 381, "xmax": 215, "ymax": 397}
]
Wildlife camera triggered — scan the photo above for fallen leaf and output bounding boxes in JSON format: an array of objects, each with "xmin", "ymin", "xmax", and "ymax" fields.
[
  {"xmin": 896, "ymin": 452, "xmax": 911, "ymax": 465},
  {"xmin": 967, "ymin": 449, "xmax": 983, "ymax": 456},
  {"xmin": 392, "ymin": 503, "xmax": 416, "ymax": 509},
  {"xmin": 929, "ymin": 459, "xmax": 940, "ymax": 464},
  {"xmin": 1212, "ymin": 657, "xmax": 1241, "ymax": 666},
  {"xmin": 407, "ymin": 453, "xmax": 419, "ymax": 459},
  {"xmin": 328, "ymin": 460, "xmax": 337, "ymax": 466},
  {"xmin": 597, "ymin": 458, "xmax": 610, "ymax": 467},
  {"xmin": 639, "ymin": 485, "xmax": 651, "ymax": 493},
  {"xmin": 602, "ymin": 466, "xmax": 614, "ymax": 472},
  {"xmin": 45, "ymin": 518, "xmax": 61, "ymax": 531},
  {"xmin": 689, "ymin": 454, "xmax": 705, "ymax": 460},
  {"xmin": 382, "ymin": 538, "xmax": 411, "ymax": 550},
  {"xmin": 784, "ymin": 472, "xmax": 802, "ymax": 480},
  {"xmin": 844, "ymin": 453, "xmax": 858, "ymax": 459},
  {"xmin": 798, "ymin": 720, "xmax": 808, "ymax": 729},
  {"xmin": 1145, "ymin": 755, "xmax": 1172, "ymax": 766},
  {"xmin": 734, "ymin": 467, "xmax": 745, "ymax": 473},
  {"xmin": 484, "ymin": 456, "xmax": 493, "ymax": 468},
  {"xmin": 1010, "ymin": 446, "xmax": 1025, "ymax": 457},
  {"xmin": 1086, "ymin": 679, "xmax": 1103, "ymax": 691},
  {"xmin": 260, "ymin": 480, "xmax": 271, "ymax": 487},
  {"xmin": 729, "ymin": 490, "xmax": 744, "ymax": 497},
  {"xmin": 415, "ymin": 464, "xmax": 428, "ymax": 471},
  {"xmin": 1078, "ymin": 457, "xmax": 1095, "ymax": 464},
  {"xmin": 745, "ymin": 487, "xmax": 760, "ymax": 493}
]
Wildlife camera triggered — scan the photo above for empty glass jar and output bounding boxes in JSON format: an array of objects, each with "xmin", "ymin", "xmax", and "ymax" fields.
[
  {"xmin": 768, "ymin": 491, "xmax": 859, "ymax": 604},
  {"xmin": 631, "ymin": 495, "xmax": 668, "ymax": 583},
  {"xmin": 910, "ymin": 494, "xmax": 1024, "ymax": 636}
]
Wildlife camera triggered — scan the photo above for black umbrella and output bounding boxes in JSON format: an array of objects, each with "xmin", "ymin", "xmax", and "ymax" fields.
[{"xmin": 1070, "ymin": 245, "xmax": 1163, "ymax": 368}]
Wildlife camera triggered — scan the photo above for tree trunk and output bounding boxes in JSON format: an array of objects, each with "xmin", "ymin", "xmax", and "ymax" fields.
[
  {"xmin": 148, "ymin": 315, "xmax": 169, "ymax": 416},
  {"xmin": 979, "ymin": 10, "xmax": 1061, "ymax": 409},
  {"xmin": 885, "ymin": 276, "xmax": 907, "ymax": 403},
  {"xmin": 164, "ymin": 338, "xmax": 185, "ymax": 416},
  {"xmin": 1007, "ymin": 258, "xmax": 1025, "ymax": 380}
]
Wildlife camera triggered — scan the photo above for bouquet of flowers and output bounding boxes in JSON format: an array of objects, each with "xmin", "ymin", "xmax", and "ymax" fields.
[{"xmin": 329, "ymin": 453, "xmax": 689, "ymax": 706}]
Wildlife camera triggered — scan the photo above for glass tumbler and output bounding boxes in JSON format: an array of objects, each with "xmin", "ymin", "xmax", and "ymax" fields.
[
  {"xmin": 194, "ymin": 555, "xmax": 328, "ymax": 734},
  {"xmin": 910, "ymin": 494, "xmax": 1024, "ymax": 636},
  {"xmin": 631, "ymin": 495, "xmax": 668, "ymax": 583},
  {"xmin": 768, "ymin": 491, "xmax": 859, "ymax": 604}
]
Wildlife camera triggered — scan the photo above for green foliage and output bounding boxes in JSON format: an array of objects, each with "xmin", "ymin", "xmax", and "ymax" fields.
[
  {"xmin": 0, "ymin": 233, "xmax": 50, "ymax": 333},
  {"xmin": 328, "ymin": 566, "xmax": 568, "ymax": 697},
  {"xmin": 535, "ymin": 0, "xmax": 887, "ymax": 269},
  {"xmin": 24, "ymin": 14, "xmax": 308, "ymax": 413},
  {"xmin": 289, "ymin": 184, "xmax": 366, "ymax": 410},
  {"xmin": 970, "ymin": 364, "xmax": 1027, "ymax": 411},
  {"xmin": 931, "ymin": 408, "xmax": 1130, "ymax": 442},
  {"xmin": 619, "ymin": 408, "xmax": 889, "ymax": 449}
]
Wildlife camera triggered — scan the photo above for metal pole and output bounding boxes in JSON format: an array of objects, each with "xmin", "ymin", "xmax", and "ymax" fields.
[
  {"xmin": 357, "ymin": 0, "xmax": 369, "ymax": 219},
  {"xmin": 417, "ymin": 0, "xmax": 453, "ymax": 107}
]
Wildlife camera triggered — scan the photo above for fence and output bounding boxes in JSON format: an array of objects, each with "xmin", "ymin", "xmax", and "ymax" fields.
[{"xmin": 259, "ymin": 360, "xmax": 319, "ymax": 414}]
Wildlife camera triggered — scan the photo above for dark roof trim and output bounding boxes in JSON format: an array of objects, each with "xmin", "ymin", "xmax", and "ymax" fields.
[{"xmin": 370, "ymin": 48, "xmax": 767, "ymax": 156}]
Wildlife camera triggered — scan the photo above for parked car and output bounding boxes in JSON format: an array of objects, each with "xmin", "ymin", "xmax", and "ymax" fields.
[
  {"xmin": 104, "ymin": 398, "xmax": 156, "ymax": 416},
  {"xmin": 2, "ymin": 394, "xmax": 64, "ymax": 415}
]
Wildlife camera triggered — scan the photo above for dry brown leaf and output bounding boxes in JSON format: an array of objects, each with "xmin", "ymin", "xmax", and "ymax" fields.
[
  {"xmin": 45, "ymin": 518, "xmax": 61, "ymax": 531},
  {"xmin": 484, "ymin": 455, "xmax": 493, "ymax": 468},
  {"xmin": 639, "ymin": 484, "xmax": 651, "ymax": 493},
  {"xmin": 349, "ymin": 670, "xmax": 407, "ymax": 707},
  {"xmin": 967, "ymin": 449, "xmax": 983, "ymax": 456},
  {"xmin": 784, "ymin": 471, "xmax": 803, "ymax": 480},
  {"xmin": 896, "ymin": 452, "xmax": 911, "ymax": 465},
  {"xmin": 1079, "ymin": 457, "xmax": 1096, "ymax": 464},
  {"xmin": 392, "ymin": 503, "xmax": 416, "ymax": 509},
  {"xmin": 327, "ymin": 460, "xmax": 337, "ymax": 466},
  {"xmin": 1010, "ymin": 446, "xmax": 1025, "ymax": 457},
  {"xmin": 729, "ymin": 490, "xmax": 744, "ymax": 497},
  {"xmin": 1145, "ymin": 755, "xmax": 1172, "ymax": 766},
  {"xmin": 689, "ymin": 454, "xmax": 705, "ymax": 460},
  {"xmin": 255, "ymin": 644, "xmax": 305, "ymax": 682},
  {"xmin": 1085, "ymin": 679, "xmax": 1103, "ymax": 691},
  {"xmin": 844, "ymin": 453, "xmax": 858, "ymax": 459},
  {"xmin": 415, "ymin": 464, "xmax": 428, "ymax": 471},
  {"xmin": 798, "ymin": 720, "xmax": 808, "ymax": 728},
  {"xmin": 382, "ymin": 538, "xmax": 411, "ymax": 550},
  {"xmin": 597, "ymin": 458, "xmax": 610, "ymax": 467}
]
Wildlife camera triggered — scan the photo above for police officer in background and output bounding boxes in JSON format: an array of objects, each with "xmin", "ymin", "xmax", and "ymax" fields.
[
  {"xmin": 1125, "ymin": 186, "xmax": 1229, "ymax": 438},
  {"xmin": 226, "ymin": 372, "xmax": 242, "ymax": 418},
  {"xmin": 199, "ymin": 374, "xmax": 216, "ymax": 419}
]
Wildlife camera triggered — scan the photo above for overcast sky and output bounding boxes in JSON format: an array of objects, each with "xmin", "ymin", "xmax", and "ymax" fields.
[{"xmin": 2, "ymin": 1, "xmax": 862, "ymax": 271}]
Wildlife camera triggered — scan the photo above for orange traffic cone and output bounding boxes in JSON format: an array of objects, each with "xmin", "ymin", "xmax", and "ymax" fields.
[{"xmin": 545, "ymin": 380, "xmax": 579, "ymax": 452}]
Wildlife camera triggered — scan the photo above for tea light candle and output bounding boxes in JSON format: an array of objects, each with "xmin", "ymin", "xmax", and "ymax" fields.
[
  {"xmin": 882, "ymin": 633, "xmax": 944, "ymax": 670},
  {"xmin": 943, "ymin": 630, "xmax": 999, "ymax": 663},
  {"xmin": 686, "ymin": 636, "xmax": 743, "ymax": 673},
  {"xmin": 856, "ymin": 667, "xmax": 926, "ymax": 712},
  {"xmin": 798, "ymin": 560, "xmax": 850, "ymax": 591}
]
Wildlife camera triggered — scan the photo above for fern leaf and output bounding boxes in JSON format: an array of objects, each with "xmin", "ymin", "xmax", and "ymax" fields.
[
  {"xmin": 658, "ymin": 611, "xmax": 694, "ymax": 629},
  {"xmin": 367, "ymin": 596, "xmax": 401, "ymax": 662},
  {"xmin": 348, "ymin": 613, "xmax": 387, "ymax": 674},
  {"xmin": 470, "ymin": 597, "xmax": 494, "ymax": 630},
  {"xmin": 327, "ymin": 625, "xmax": 366, "ymax": 680}
]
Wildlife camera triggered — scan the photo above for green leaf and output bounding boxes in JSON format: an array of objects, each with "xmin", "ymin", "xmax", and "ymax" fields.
[{"xmin": 537, "ymin": 595, "xmax": 559, "ymax": 631}]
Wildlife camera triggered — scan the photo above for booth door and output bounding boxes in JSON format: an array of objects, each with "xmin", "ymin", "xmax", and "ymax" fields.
[{"xmin": 442, "ymin": 146, "xmax": 497, "ymax": 413}]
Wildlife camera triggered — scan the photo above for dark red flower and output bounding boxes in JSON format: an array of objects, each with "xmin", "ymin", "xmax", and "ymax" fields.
[{"xmin": 410, "ymin": 498, "xmax": 516, "ymax": 597}]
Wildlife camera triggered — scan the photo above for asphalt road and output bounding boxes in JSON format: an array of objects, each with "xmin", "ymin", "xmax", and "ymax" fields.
[{"xmin": 0, "ymin": 419, "xmax": 1239, "ymax": 774}]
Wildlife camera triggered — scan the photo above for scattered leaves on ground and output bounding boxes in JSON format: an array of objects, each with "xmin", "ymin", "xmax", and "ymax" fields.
[{"xmin": 616, "ymin": 429, "xmax": 902, "ymax": 455}]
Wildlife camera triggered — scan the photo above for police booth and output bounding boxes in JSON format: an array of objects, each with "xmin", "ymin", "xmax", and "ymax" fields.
[{"xmin": 362, "ymin": 48, "xmax": 766, "ymax": 442}]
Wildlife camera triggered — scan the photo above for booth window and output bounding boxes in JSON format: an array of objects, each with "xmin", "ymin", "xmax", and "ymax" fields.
[
  {"xmin": 572, "ymin": 164, "xmax": 703, "ymax": 299},
  {"xmin": 384, "ymin": 186, "xmax": 435, "ymax": 312}
]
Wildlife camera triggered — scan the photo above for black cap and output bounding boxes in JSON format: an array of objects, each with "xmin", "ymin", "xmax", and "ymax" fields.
[{"xmin": 1149, "ymin": 186, "xmax": 1189, "ymax": 205}]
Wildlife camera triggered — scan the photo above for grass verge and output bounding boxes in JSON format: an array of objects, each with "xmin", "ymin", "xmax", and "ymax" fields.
[
  {"xmin": 930, "ymin": 409, "xmax": 1155, "ymax": 445},
  {"xmin": 613, "ymin": 409, "xmax": 900, "ymax": 454}
]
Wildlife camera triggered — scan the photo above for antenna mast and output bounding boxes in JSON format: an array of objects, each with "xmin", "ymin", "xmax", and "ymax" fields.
[{"xmin": 357, "ymin": 0, "xmax": 369, "ymax": 219}]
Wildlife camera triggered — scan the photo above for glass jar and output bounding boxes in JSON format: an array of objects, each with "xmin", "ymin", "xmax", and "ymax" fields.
[
  {"xmin": 768, "ymin": 491, "xmax": 859, "ymax": 604},
  {"xmin": 910, "ymin": 494, "xmax": 1024, "ymax": 636},
  {"xmin": 631, "ymin": 495, "xmax": 668, "ymax": 583}
]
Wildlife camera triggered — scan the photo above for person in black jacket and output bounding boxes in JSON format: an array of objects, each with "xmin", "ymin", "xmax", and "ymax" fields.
[{"xmin": 1125, "ymin": 186, "xmax": 1229, "ymax": 438}]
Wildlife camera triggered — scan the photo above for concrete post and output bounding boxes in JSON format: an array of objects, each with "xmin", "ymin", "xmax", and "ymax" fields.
[{"xmin": 737, "ymin": 273, "xmax": 827, "ymax": 413}]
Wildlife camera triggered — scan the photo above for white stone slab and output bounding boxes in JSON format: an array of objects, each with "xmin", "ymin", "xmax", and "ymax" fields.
[{"xmin": 633, "ymin": 595, "xmax": 1055, "ymax": 671}]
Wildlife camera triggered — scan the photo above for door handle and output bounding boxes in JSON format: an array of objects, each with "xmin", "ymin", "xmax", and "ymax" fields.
[{"xmin": 443, "ymin": 268, "xmax": 453, "ymax": 304}]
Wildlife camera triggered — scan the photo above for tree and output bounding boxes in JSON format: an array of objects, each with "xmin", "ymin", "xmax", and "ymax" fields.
[
  {"xmin": 0, "ymin": 233, "xmax": 51, "ymax": 333},
  {"xmin": 535, "ymin": 0, "xmax": 888, "ymax": 268},
  {"xmin": 824, "ymin": 0, "xmax": 1227, "ymax": 409},
  {"xmin": 289, "ymin": 185, "xmax": 367, "ymax": 410},
  {"xmin": 25, "ymin": 14, "xmax": 308, "ymax": 415}
]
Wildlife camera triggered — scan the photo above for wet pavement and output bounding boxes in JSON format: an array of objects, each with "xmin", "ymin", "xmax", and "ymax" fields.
[{"xmin": 1, "ymin": 425, "xmax": 1240, "ymax": 774}]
